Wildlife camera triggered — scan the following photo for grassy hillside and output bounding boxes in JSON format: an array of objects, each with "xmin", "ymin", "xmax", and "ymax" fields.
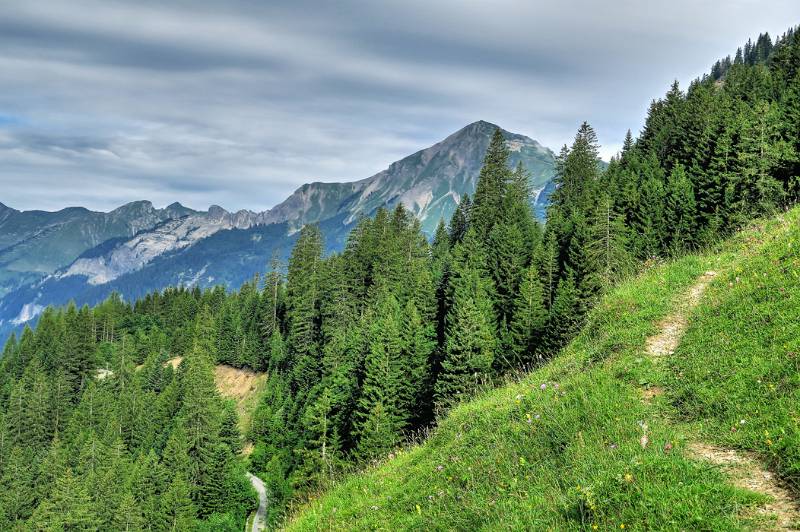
[{"xmin": 284, "ymin": 208, "xmax": 799, "ymax": 531}]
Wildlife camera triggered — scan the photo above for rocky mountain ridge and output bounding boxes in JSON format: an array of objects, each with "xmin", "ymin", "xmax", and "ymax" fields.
[{"xmin": 263, "ymin": 120, "xmax": 555, "ymax": 234}]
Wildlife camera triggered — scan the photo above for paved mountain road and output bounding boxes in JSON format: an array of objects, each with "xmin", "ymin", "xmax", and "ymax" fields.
[{"xmin": 247, "ymin": 473, "xmax": 267, "ymax": 532}]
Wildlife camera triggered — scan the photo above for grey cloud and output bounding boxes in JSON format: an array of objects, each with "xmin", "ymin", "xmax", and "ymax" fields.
[
  {"xmin": 0, "ymin": 0, "xmax": 798, "ymax": 212},
  {"xmin": 6, "ymin": 132, "xmax": 114, "ymax": 156},
  {"xmin": 0, "ymin": 16, "xmax": 288, "ymax": 73}
]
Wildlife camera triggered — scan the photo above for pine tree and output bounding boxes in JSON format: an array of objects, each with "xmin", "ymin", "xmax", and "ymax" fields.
[
  {"xmin": 63, "ymin": 304, "xmax": 97, "ymax": 396},
  {"xmin": 621, "ymin": 129, "xmax": 635, "ymax": 160},
  {"xmin": 549, "ymin": 122, "xmax": 601, "ymax": 214},
  {"xmin": 448, "ymin": 194, "xmax": 472, "ymax": 245},
  {"xmin": 180, "ymin": 340, "xmax": 223, "ymax": 511},
  {"xmin": 316, "ymin": 321, "xmax": 362, "ymax": 449},
  {"xmin": 487, "ymin": 221, "xmax": 527, "ymax": 331},
  {"xmin": 114, "ymin": 491, "xmax": 144, "ymax": 532},
  {"xmin": 586, "ymin": 195, "xmax": 633, "ymax": 287},
  {"xmin": 664, "ymin": 164, "xmax": 698, "ymax": 251},
  {"xmin": 90, "ymin": 440, "xmax": 130, "ymax": 529},
  {"xmin": 249, "ymin": 374, "xmax": 291, "ymax": 450},
  {"xmin": 783, "ymin": 72, "xmax": 800, "ymax": 201},
  {"xmin": 435, "ymin": 235, "xmax": 496, "ymax": 410},
  {"xmin": 13, "ymin": 326, "xmax": 36, "ymax": 380},
  {"xmin": 353, "ymin": 294, "xmax": 405, "ymax": 461},
  {"xmin": 160, "ymin": 475, "xmax": 197, "ymax": 531},
  {"xmin": 286, "ymin": 224, "xmax": 324, "ymax": 394},
  {"xmin": 736, "ymin": 101, "xmax": 793, "ymax": 215},
  {"xmin": 545, "ymin": 273, "xmax": 581, "ymax": 352},
  {"xmin": 435, "ymin": 292, "xmax": 495, "ymax": 411},
  {"xmin": 509, "ymin": 264, "xmax": 548, "ymax": 366},
  {"xmin": 353, "ymin": 401, "xmax": 398, "ymax": 463},
  {"xmin": 565, "ymin": 210, "xmax": 601, "ymax": 312},
  {"xmin": 194, "ymin": 442, "xmax": 231, "ymax": 517},
  {"xmin": 33, "ymin": 306, "xmax": 65, "ymax": 373},
  {"xmin": 193, "ymin": 305, "xmax": 218, "ymax": 361},
  {"xmin": 296, "ymin": 386, "xmax": 342, "ymax": 486},
  {"xmin": 129, "ymin": 451, "xmax": 167, "ymax": 526},
  {"xmin": 633, "ymin": 168, "xmax": 667, "ymax": 257},
  {"xmin": 32, "ymin": 468, "xmax": 97, "ymax": 530},
  {"xmin": 471, "ymin": 128, "xmax": 511, "ymax": 241},
  {"xmin": 261, "ymin": 252, "xmax": 285, "ymax": 342},
  {"xmin": 0, "ymin": 446, "xmax": 37, "ymax": 522},
  {"xmin": 268, "ymin": 330, "xmax": 288, "ymax": 373},
  {"xmin": 219, "ymin": 400, "xmax": 242, "ymax": 455},
  {"xmin": 4, "ymin": 360, "xmax": 52, "ymax": 449},
  {"xmin": 164, "ymin": 423, "xmax": 192, "ymax": 482},
  {"xmin": 399, "ymin": 300, "xmax": 435, "ymax": 424},
  {"xmin": 35, "ymin": 436, "xmax": 68, "ymax": 503},
  {"xmin": 216, "ymin": 300, "xmax": 241, "ymax": 366},
  {"xmin": 537, "ymin": 231, "xmax": 560, "ymax": 308},
  {"xmin": 432, "ymin": 218, "xmax": 449, "ymax": 262}
]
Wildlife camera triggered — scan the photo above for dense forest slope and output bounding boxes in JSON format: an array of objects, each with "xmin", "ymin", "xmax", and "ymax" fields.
[{"xmin": 285, "ymin": 207, "xmax": 800, "ymax": 531}]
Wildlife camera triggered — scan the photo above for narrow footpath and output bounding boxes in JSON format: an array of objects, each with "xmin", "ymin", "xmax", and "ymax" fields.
[{"xmin": 641, "ymin": 270, "xmax": 799, "ymax": 530}]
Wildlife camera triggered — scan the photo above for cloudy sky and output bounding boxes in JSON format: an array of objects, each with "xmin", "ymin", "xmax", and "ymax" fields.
[{"xmin": 1, "ymin": 1, "xmax": 797, "ymax": 212}]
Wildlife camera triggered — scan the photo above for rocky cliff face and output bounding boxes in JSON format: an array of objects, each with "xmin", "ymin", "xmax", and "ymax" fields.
[
  {"xmin": 61, "ymin": 206, "xmax": 268, "ymax": 285},
  {"xmin": 0, "ymin": 200, "xmax": 197, "ymax": 297}
]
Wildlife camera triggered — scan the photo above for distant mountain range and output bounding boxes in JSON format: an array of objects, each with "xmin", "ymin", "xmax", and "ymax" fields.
[
  {"xmin": 0, "ymin": 121, "xmax": 556, "ymax": 338},
  {"xmin": 0, "ymin": 200, "xmax": 194, "ymax": 297}
]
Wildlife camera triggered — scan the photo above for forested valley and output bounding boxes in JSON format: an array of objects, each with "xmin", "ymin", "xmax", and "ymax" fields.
[{"xmin": 0, "ymin": 27, "xmax": 798, "ymax": 530}]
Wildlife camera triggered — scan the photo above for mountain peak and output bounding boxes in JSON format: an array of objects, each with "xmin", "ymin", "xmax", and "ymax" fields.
[
  {"xmin": 111, "ymin": 200, "xmax": 155, "ymax": 214},
  {"xmin": 454, "ymin": 121, "xmax": 544, "ymax": 145},
  {"xmin": 455, "ymin": 120, "xmax": 503, "ymax": 137},
  {"xmin": 164, "ymin": 201, "xmax": 195, "ymax": 218},
  {"xmin": 208, "ymin": 205, "xmax": 229, "ymax": 219},
  {"xmin": 0, "ymin": 202, "xmax": 17, "ymax": 222},
  {"xmin": 265, "ymin": 121, "xmax": 556, "ymax": 235},
  {"xmin": 444, "ymin": 121, "xmax": 539, "ymax": 148},
  {"xmin": 468, "ymin": 119, "xmax": 501, "ymax": 130}
]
